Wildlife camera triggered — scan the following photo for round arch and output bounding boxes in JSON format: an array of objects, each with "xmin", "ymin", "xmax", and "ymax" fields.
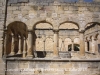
[
  {"xmin": 6, "ymin": 21, "xmax": 28, "ymax": 55},
  {"xmin": 33, "ymin": 20, "xmax": 53, "ymax": 30},
  {"xmin": 85, "ymin": 22, "xmax": 100, "ymax": 29},
  {"xmin": 59, "ymin": 21, "xmax": 79, "ymax": 29},
  {"xmin": 7, "ymin": 21, "xmax": 28, "ymax": 38}
]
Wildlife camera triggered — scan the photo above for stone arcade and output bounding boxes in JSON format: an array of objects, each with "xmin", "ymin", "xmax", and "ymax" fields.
[{"xmin": 0, "ymin": 0, "xmax": 100, "ymax": 75}]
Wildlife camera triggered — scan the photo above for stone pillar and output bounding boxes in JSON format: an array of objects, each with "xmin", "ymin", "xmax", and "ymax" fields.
[
  {"xmin": 27, "ymin": 31, "xmax": 33, "ymax": 58},
  {"xmin": 23, "ymin": 37, "xmax": 27, "ymax": 58},
  {"xmin": 91, "ymin": 37, "xmax": 96, "ymax": 53},
  {"xmin": 17, "ymin": 35, "xmax": 22, "ymax": 54},
  {"xmin": 43, "ymin": 40, "xmax": 45, "ymax": 51},
  {"xmin": 94, "ymin": 38, "xmax": 98, "ymax": 54},
  {"xmin": 10, "ymin": 33, "xmax": 15, "ymax": 55},
  {"xmin": 89, "ymin": 40, "xmax": 92, "ymax": 53},
  {"xmin": 79, "ymin": 32, "xmax": 85, "ymax": 56},
  {"xmin": 71, "ymin": 41, "xmax": 74, "ymax": 51},
  {"xmin": 62, "ymin": 40, "xmax": 65, "ymax": 51},
  {"xmin": 53, "ymin": 30, "xmax": 59, "ymax": 57},
  {"xmin": 85, "ymin": 41, "xmax": 88, "ymax": 52}
]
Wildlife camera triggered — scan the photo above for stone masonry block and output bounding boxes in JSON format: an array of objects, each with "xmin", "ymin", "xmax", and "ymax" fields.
[
  {"xmin": 13, "ymin": 11, "xmax": 21, "ymax": 14},
  {"xmin": 92, "ymin": 14, "xmax": 99, "ymax": 18}
]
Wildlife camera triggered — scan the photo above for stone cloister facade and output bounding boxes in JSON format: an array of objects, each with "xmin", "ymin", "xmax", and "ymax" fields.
[{"xmin": 0, "ymin": 0, "xmax": 100, "ymax": 75}]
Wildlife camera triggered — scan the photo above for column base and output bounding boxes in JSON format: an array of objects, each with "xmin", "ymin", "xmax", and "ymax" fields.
[
  {"xmin": 23, "ymin": 51, "xmax": 26, "ymax": 58},
  {"xmin": 71, "ymin": 50, "xmax": 74, "ymax": 52},
  {"xmin": 17, "ymin": 51, "xmax": 22, "ymax": 54},
  {"xmin": 9, "ymin": 52, "xmax": 15, "ymax": 55}
]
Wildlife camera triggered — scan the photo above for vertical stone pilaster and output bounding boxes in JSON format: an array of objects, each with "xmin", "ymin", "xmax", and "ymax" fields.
[
  {"xmin": 79, "ymin": 32, "xmax": 85, "ymax": 56},
  {"xmin": 27, "ymin": 31, "xmax": 33, "ymax": 58},
  {"xmin": 10, "ymin": 33, "xmax": 15, "ymax": 55},
  {"xmin": 17, "ymin": 35, "xmax": 22, "ymax": 54},
  {"xmin": 53, "ymin": 30, "xmax": 59, "ymax": 57}
]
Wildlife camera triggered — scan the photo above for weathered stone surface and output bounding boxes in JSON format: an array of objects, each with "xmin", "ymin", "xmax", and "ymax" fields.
[
  {"xmin": 1, "ymin": 0, "xmax": 100, "ymax": 75},
  {"xmin": 6, "ymin": 61, "xmax": 100, "ymax": 75}
]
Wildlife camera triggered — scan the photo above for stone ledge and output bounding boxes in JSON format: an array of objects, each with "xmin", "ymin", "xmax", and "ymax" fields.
[{"xmin": 5, "ymin": 58, "xmax": 100, "ymax": 62}]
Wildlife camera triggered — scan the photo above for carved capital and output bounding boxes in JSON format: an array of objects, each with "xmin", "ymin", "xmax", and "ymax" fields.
[{"xmin": 53, "ymin": 29, "xmax": 59, "ymax": 34}]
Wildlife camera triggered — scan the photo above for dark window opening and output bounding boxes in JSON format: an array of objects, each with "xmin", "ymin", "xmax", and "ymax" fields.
[
  {"xmin": 98, "ymin": 44, "xmax": 100, "ymax": 53},
  {"xmin": 87, "ymin": 42, "xmax": 89, "ymax": 51},
  {"xmin": 68, "ymin": 44, "xmax": 80, "ymax": 51}
]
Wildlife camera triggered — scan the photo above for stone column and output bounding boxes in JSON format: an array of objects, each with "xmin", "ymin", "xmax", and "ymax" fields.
[
  {"xmin": 27, "ymin": 31, "xmax": 33, "ymax": 58},
  {"xmin": 17, "ymin": 35, "xmax": 22, "ymax": 54},
  {"xmin": 94, "ymin": 38, "xmax": 98, "ymax": 54},
  {"xmin": 85, "ymin": 41, "xmax": 88, "ymax": 52},
  {"xmin": 71, "ymin": 41, "xmax": 74, "ymax": 51},
  {"xmin": 23, "ymin": 37, "xmax": 27, "ymax": 58},
  {"xmin": 62, "ymin": 40, "xmax": 65, "ymax": 51},
  {"xmin": 89, "ymin": 39, "xmax": 92, "ymax": 53},
  {"xmin": 10, "ymin": 33, "xmax": 15, "ymax": 55},
  {"xmin": 79, "ymin": 32, "xmax": 85, "ymax": 56},
  {"xmin": 91, "ymin": 37, "xmax": 96, "ymax": 54},
  {"xmin": 53, "ymin": 30, "xmax": 59, "ymax": 57}
]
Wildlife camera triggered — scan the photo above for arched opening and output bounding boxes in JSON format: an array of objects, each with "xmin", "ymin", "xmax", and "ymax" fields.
[
  {"xmin": 59, "ymin": 22, "xmax": 79, "ymax": 29},
  {"xmin": 33, "ymin": 21, "xmax": 53, "ymax": 58},
  {"xmin": 59, "ymin": 22, "xmax": 79, "ymax": 52},
  {"xmin": 6, "ymin": 21, "xmax": 28, "ymax": 56}
]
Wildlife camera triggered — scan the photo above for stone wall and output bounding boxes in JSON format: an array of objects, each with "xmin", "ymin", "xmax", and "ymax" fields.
[
  {"xmin": 0, "ymin": 0, "xmax": 100, "ymax": 75},
  {"xmin": 6, "ymin": 0, "xmax": 100, "ymax": 30},
  {"xmin": 0, "ymin": 0, "xmax": 6, "ymax": 75},
  {"xmin": 6, "ymin": 59, "xmax": 100, "ymax": 75}
]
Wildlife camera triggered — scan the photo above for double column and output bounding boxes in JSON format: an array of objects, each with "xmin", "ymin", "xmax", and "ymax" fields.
[{"xmin": 53, "ymin": 29, "xmax": 59, "ymax": 57}]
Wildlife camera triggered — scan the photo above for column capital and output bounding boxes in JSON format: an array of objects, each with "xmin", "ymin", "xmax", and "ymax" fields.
[
  {"xmin": 88, "ymin": 39, "xmax": 92, "ymax": 41},
  {"xmin": 94, "ymin": 38, "xmax": 98, "ymax": 41},
  {"xmin": 53, "ymin": 29, "xmax": 59, "ymax": 32},
  {"xmin": 28, "ymin": 30, "xmax": 32, "ymax": 32}
]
